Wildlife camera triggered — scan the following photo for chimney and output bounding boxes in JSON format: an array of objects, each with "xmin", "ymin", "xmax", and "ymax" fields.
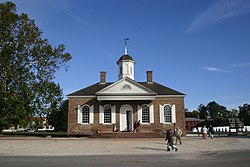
[
  {"xmin": 100, "ymin": 71, "xmax": 106, "ymax": 84},
  {"xmin": 147, "ymin": 71, "xmax": 153, "ymax": 84}
]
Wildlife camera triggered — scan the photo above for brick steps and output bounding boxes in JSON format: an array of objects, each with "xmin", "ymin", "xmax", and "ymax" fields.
[{"xmin": 91, "ymin": 131, "xmax": 163, "ymax": 138}]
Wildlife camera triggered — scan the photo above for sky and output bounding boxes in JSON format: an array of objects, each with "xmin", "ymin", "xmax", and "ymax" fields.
[{"xmin": 1, "ymin": 0, "xmax": 250, "ymax": 111}]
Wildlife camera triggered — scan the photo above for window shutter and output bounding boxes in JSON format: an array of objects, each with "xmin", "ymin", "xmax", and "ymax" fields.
[
  {"xmin": 171, "ymin": 104, "xmax": 176, "ymax": 123},
  {"xmin": 149, "ymin": 104, "xmax": 154, "ymax": 123},
  {"xmin": 89, "ymin": 105, "xmax": 94, "ymax": 124},
  {"xmin": 111, "ymin": 105, "xmax": 116, "ymax": 124},
  {"xmin": 77, "ymin": 105, "xmax": 82, "ymax": 124},
  {"xmin": 159, "ymin": 105, "xmax": 164, "ymax": 123},
  {"xmin": 137, "ymin": 105, "xmax": 142, "ymax": 122},
  {"xmin": 99, "ymin": 105, "xmax": 104, "ymax": 124}
]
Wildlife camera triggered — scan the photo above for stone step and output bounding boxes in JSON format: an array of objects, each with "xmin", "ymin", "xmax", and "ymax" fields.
[{"xmin": 91, "ymin": 131, "xmax": 163, "ymax": 138}]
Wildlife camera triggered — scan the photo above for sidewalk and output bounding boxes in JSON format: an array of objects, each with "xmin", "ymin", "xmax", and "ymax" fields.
[{"xmin": 0, "ymin": 136, "xmax": 249, "ymax": 156}]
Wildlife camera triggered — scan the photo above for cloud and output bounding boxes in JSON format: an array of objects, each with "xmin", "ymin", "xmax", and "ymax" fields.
[
  {"xmin": 52, "ymin": 0, "xmax": 88, "ymax": 27},
  {"xmin": 187, "ymin": 0, "xmax": 250, "ymax": 32},
  {"xmin": 58, "ymin": 0, "xmax": 70, "ymax": 12},
  {"xmin": 202, "ymin": 67, "xmax": 226, "ymax": 72},
  {"xmin": 70, "ymin": 14, "xmax": 89, "ymax": 26},
  {"xmin": 231, "ymin": 62, "xmax": 250, "ymax": 68}
]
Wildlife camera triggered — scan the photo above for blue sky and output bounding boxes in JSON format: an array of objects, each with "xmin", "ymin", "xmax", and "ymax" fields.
[{"xmin": 2, "ymin": 0, "xmax": 250, "ymax": 111}]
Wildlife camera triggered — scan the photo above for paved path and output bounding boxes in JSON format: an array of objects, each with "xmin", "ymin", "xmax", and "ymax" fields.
[
  {"xmin": 0, "ymin": 136, "xmax": 249, "ymax": 157},
  {"xmin": 1, "ymin": 150, "xmax": 250, "ymax": 167}
]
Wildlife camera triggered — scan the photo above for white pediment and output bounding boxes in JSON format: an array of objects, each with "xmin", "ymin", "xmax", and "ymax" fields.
[{"xmin": 96, "ymin": 77, "xmax": 156, "ymax": 95}]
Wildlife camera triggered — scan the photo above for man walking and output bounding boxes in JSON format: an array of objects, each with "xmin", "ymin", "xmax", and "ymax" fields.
[
  {"xmin": 165, "ymin": 129, "xmax": 178, "ymax": 152},
  {"xmin": 175, "ymin": 127, "xmax": 182, "ymax": 145}
]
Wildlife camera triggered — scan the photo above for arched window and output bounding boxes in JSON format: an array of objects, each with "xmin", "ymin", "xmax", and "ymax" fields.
[
  {"xmin": 104, "ymin": 106, "xmax": 111, "ymax": 123},
  {"xmin": 142, "ymin": 105, "xmax": 150, "ymax": 123},
  {"xmin": 82, "ymin": 106, "xmax": 90, "ymax": 123},
  {"xmin": 164, "ymin": 105, "xmax": 172, "ymax": 123}
]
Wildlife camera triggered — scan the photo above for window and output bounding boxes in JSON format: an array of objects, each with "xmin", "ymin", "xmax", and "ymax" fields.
[
  {"xmin": 120, "ymin": 66, "xmax": 122, "ymax": 75},
  {"xmin": 82, "ymin": 106, "xmax": 90, "ymax": 123},
  {"xmin": 104, "ymin": 106, "xmax": 111, "ymax": 123},
  {"xmin": 142, "ymin": 105, "xmax": 150, "ymax": 123},
  {"xmin": 164, "ymin": 105, "xmax": 171, "ymax": 123}
]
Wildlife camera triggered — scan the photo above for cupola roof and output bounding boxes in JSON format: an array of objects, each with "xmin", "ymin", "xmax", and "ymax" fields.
[{"xmin": 118, "ymin": 54, "xmax": 134, "ymax": 61}]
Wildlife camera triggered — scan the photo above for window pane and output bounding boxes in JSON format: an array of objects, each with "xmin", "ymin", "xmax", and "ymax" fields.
[
  {"xmin": 142, "ymin": 106, "xmax": 150, "ymax": 123},
  {"xmin": 104, "ymin": 106, "xmax": 111, "ymax": 123},
  {"xmin": 82, "ymin": 106, "xmax": 90, "ymax": 123},
  {"xmin": 164, "ymin": 106, "xmax": 171, "ymax": 123}
]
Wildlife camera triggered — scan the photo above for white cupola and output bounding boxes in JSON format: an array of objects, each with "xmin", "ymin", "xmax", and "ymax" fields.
[{"xmin": 116, "ymin": 38, "xmax": 135, "ymax": 80}]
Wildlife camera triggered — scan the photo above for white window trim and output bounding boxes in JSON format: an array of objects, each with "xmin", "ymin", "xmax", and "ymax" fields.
[
  {"xmin": 138, "ymin": 104, "xmax": 154, "ymax": 124},
  {"xmin": 111, "ymin": 105, "xmax": 116, "ymax": 124},
  {"xmin": 77, "ymin": 105, "xmax": 82, "ymax": 124},
  {"xmin": 100, "ymin": 104, "xmax": 116, "ymax": 125},
  {"xmin": 78, "ymin": 104, "xmax": 94, "ymax": 125},
  {"xmin": 159, "ymin": 104, "xmax": 176, "ymax": 124},
  {"xmin": 141, "ymin": 104, "xmax": 150, "ymax": 124},
  {"xmin": 150, "ymin": 104, "xmax": 154, "ymax": 123}
]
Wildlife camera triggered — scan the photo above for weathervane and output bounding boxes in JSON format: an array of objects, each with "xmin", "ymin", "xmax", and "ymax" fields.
[{"xmin": 124, "ymin": 38, "xmax": 129, "ymax": 55}]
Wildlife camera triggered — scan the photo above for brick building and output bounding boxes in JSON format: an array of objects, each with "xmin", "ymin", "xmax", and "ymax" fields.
[
  {"xmin": 185, "ymin": 118, "xmax": 203, "ymax": 131},
  {"xmin": 67, "ymin": 44, "xmax": 186, "ymax": 136}
]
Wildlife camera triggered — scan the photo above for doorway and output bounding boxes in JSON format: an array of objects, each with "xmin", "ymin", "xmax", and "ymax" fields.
[
  {"xmin": 126, "ymin": 110, "xmax": 133, "ymax": 132},
  {"xmin": 120, "ymin": 104, "xmax": 133, "ymax": 132}
]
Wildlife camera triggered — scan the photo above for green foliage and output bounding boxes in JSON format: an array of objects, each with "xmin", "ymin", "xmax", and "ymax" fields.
[
  {"xmin": 193, "ymin": 101, "xmax": 238, "ymax": 126},
  {"xmin": 0, "ymin": 2, "xmax": 71, "ymax": 130},
  {"xmin": 47, "ymin": 100, "xmax": 68, "ymax": 132},
  {"xmin": 207, "ymin": 101, "xmax": 230, "ymax": 119},
  {"xmin": 185, "ymin": 109, "xmax": 199, "ymax": 118},
  {"xmin": 197, "ymin": 104, "xmax": 208, "ymax": 119},
  {"xmin": 238, "ymin": 103, "xmax": 250, "ymax": 125}
]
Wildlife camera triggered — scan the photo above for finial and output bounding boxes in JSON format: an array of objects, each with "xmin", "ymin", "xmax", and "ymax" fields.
[{"xmin": 124, "ymin": 38, "xmax": 129, "ymax": 55}]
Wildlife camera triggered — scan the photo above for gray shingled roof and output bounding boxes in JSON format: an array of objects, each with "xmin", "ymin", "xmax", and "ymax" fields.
[{"xmin": 67, "ymin": 82, "xmax": 185, "ymax": 96}]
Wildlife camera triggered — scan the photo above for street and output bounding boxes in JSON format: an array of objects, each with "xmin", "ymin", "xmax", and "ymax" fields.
[{"xmin": 1, "ymin": 150, "xmax": 249, "ymax": 167}]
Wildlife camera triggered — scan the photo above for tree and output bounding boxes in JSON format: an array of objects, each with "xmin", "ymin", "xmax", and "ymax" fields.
[
  {"xmin": 206, "ymin": 101, "xmax": 230, "ymax": 119},
  {"xmin": 47, "ymin": 100, "xmax": 68, "ymax": 132},
  {"xmin": 198, "ymin": 104, "xmax": 208, "ymax": 119},
  {"xmin": 185, "ymin": 109, "xmax": 199, "ymax": 118},
  {"xmin": 0, "ymin": 2, "xmax": 71, "ymax": 130},
  {"xmin": 238, "ymin": 103, "xmax": 250, "ymax": 126}
]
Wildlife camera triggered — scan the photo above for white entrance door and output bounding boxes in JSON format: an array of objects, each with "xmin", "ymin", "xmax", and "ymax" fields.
[{"xmin": 120, "ymin": 104, "xmax": 133, "ymax": 132}]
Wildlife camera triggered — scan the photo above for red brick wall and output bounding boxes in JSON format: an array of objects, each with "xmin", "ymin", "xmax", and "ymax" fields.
[{"xmin": 68, "ymin": 96, "xmax": 185, "ymax": 136}]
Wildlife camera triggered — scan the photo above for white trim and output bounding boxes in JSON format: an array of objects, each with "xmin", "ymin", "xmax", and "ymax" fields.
[
  {"xmin": 77, "ymin": 105, "xmax": 82, "ymax": 124},
  {"xmin": 111, "ymin": 105, "xmax": 116, "ymax": 124},
  {"xmin": 160, "ymin": 104, "xmax": 176, "ymax": 124},
  {"xmin": 96, "ymin": 77, "xmax": 157, "ymax": 95},
  {"xmin": 100, "ymin": 104, "xmax": 115, "ymax": 125},
  {"xmin": 159, "ymin": 105, "xmax": 164, "ymax": 123},
  {"xmin": 90, "ymin": 105, "xmax": 94, "ymax": 124},
  {"xmin": 97, "ymin": 96, "xmax": 155, "ymax": 101},
  {"xmin": 149, "ymin": 104, "xmax": 154, "ymax": 123},
  {"xmin": 120, "ymin": 104, "xmax": 133, "ymax": 131},
  {"xmin": 78, "ymin": 104, "xmax": 92, "ymax": 125},
  {"xmin": 99, "ymin": 105, "xmax": 104, "ymax": 124},
  {"xmin": 156, "ymin": 95, "xmax": 185, "ymax": 98},
  {"xmin": 171, "ymin": 104, "xmax": 176, "ymax": 123},
  {"xmin": 137, "ymin": 105, "xmax": 142, "ymax": 122}
]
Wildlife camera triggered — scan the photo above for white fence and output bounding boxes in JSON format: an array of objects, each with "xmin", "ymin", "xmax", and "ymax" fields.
[{"xmin": 191, "ymin": 126, "xmax": 250, "ymax": 133}]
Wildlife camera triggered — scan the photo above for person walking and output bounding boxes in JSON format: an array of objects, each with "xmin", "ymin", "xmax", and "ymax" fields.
[
  {"xmin": 208, "ymin": 125, "xmax": 214, "ymax": 139},
  {"xmin": 165, "ymin": 129, "xmax": 178, "ymax": 152},
  {"xmin": 201, "ymin": 125, "xmax": 208, "ymax": 139},
  {"xmin": 175, "ymin": 127, "xmax": 182, "ymax": 145},
  {"xmin": 136, "ymin": 120, "xmax": 141, "ymax": 132},
  {"xmin": 133, "ymin": 121, "xmax": 138, "ymax": 132}
]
